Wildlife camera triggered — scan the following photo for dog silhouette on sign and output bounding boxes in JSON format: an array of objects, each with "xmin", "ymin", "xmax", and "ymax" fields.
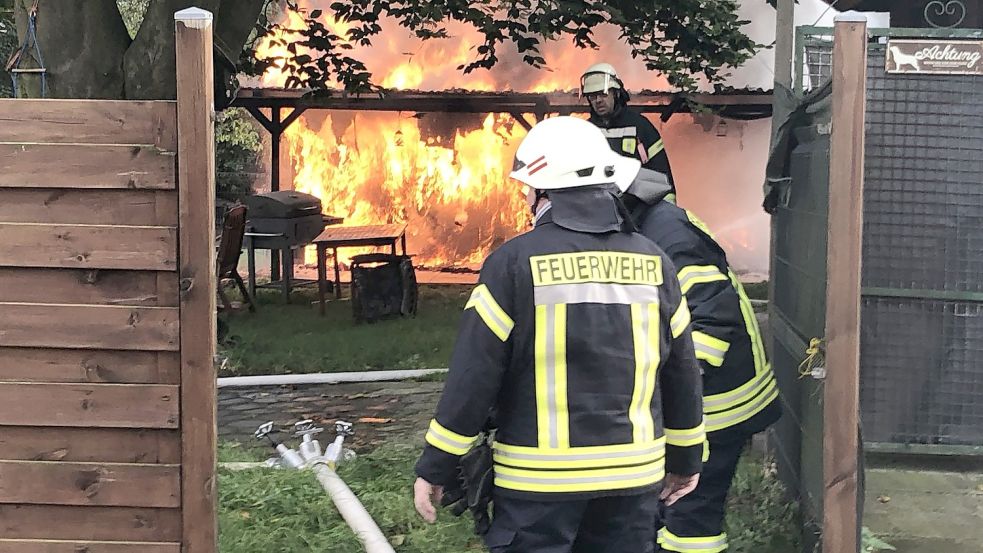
[{"xmin": 889, "ymin": 46, "xmax": 921, "ymax": 71}]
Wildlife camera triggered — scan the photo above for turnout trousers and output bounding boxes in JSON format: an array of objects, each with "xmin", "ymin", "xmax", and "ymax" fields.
[
  {"xmin": 658, "ymin": 437, "xmax": 747, "ymax": 552},
  {"xmin": 484, "ymin": 489, "xmax": 662, "ymax": 553}
]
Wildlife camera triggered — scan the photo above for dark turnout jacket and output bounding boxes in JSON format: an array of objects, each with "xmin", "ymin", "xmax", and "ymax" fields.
[{"xmin": 416, "ymin": 191, "xmax": 705, "ymax": 501}]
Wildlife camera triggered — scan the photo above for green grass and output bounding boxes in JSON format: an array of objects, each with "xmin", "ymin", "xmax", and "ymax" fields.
[
  {"xmin": 725, "ymin": 455, "xmax": 801, "ymax": 552},
  {"xmin": 219, "ymin": 442, "xmax": 481, "ymax": 553},
  {"xmin": 218, "ymin": 442, "xmax": 799, "ymax": 553},
  {"xmin": 219, "ymin": 285, "xmax": 468, "ymax": 376},
  {"xmin": 218, "ymin": 279, "xmax": 770, "ymax": 377}
]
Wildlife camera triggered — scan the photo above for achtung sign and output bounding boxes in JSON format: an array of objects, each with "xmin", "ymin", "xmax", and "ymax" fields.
[{"xmin": 886, "ymin": 39, "xmax": 983, "ymax": 75}]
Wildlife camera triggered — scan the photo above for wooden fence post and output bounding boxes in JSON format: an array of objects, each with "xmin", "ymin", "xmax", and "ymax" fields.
[
  {"xmin": 823, "ymin": 13, "xmax": 868, "ymax": 553},
  {"xmin": 175, "ymin": 7, "xmax": 217, "ymax": 553}
]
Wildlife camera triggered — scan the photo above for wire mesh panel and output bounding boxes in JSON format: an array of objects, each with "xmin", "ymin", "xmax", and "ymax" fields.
[
  {"xmin": 861, "ymin": 298, "xmax": 983, "ymax": 445},
  {"xmin": 802, "ymin": 36, "xmax": 834, "ymax": 92},
  {"xmin": 860, "ymin": 45, "xmax": 983, "ymax": 448}
]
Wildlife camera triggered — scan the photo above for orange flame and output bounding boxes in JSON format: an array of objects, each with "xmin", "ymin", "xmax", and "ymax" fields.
[
  {"xmin": 254, "ymin": 2, "xmax": 674, "ymax": 267},
  {"xmin": 285, "ymin": 112, "xmax": 530, "ymax": 266}
]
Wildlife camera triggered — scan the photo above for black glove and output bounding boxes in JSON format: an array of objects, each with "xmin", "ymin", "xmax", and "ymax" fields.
[{"xmin": 440, "ymin": 433, "xmax": 494, "ymax": 535}]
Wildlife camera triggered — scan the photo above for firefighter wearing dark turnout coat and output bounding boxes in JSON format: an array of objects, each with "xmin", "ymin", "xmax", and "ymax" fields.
[
  {"xmin": 622, "ymin": 168, "xmax": 782, "ymax": 553},
  {"xmin": 413, "ymin": 117, "xmax": 706, "ymax": 553},
  {"xmin": 581, "ymin": 63, "xmax": 676, "ymax": 201}
]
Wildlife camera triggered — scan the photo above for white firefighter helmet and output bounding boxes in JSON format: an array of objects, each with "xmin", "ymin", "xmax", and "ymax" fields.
[
  {"xmin": 510, "ymin": 116, "xmax": 641, "ymax": 192},
  {"xmin": 580, "ymin": 62, "xmax": 623, "ymax": 95}
]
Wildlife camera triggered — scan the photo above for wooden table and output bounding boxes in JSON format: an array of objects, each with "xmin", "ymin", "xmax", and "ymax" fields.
[{"xmin": 313, "ymin": 223, "xmax": 408, "ymax": 314}]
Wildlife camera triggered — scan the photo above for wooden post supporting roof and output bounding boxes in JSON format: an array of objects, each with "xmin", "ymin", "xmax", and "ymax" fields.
[{"xmin": 823, "ymin": 13, "xmax": 868, "ymax": 553}]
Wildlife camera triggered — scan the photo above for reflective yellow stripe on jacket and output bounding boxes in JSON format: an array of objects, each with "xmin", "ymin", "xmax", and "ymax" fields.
[
  {"xmin": 677, "ymin": 265, "xmax": 728, "ymax": 295},
  {"xmin": 647, "ymin": 138, "xmax": 665, "ymax": 159},
  {"xmin": 425, "ymin": 419, "xmax": 477, "ymax": 456},
  {"xmin": 665, "ymin": 420, "xmax": 706, "ymax": 448},
  {"xmin": 670, "ymin": 298, "xmax": 691, "ymax": 338},
  {"xmin": 692, "ymin": 331, "xmax": 730, "ymax": 367},
  {"xmin": 703, "ymin": 369, "xmax": 778, "ymax": 433},
  {"xmin": 493, "ymin": 438, "xmax": 666, "ymax": 493},
  {"xmin": 465, "ymin": 284, "xmax": 514, "ymax": 341},
  {"xmin": 658, "ymin": 528, "xmax": 728, "ymax": 553}
]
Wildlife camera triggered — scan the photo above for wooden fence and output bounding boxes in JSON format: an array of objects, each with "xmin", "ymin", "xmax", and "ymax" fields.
[{"xmin": 0, "ymin": 9, "xmax": 216, "ymax": 553}]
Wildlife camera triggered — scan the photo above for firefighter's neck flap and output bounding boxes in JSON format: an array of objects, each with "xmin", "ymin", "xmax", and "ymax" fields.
[
  {"xmin": 626, "ymin": 168, "xmax": 672, "ymax": 206},
  {"xmin": 542, "ymin": 185, "xmax": 628, "ymax": 234}
]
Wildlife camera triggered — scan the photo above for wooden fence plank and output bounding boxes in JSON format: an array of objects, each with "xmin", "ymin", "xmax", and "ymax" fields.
[
  {"xmin": 0, "ymin": 189, "xmax": 178, "ymax": 226},
  {"xmin": 0, "ymin": 505, "xmax": 181, "ymax": 542},
  {"xmin": 0, "ymin": 269, "xmax": 178, "ymax": 307},
  {"xmin": 0, "ymin": 100, "xmax": 177, "ymax": 149},
  {"xmin": 0, "ymin": 427, "xmax": 180, "ymax": 463},
  {"xmin": 0, "ymin": 304, "xmax": 179, "ymax": 351},
  {"xmin": 0, "ymin": 144, "xmax": 176, "ymax": 189},
  {"xmin": 0, "ymin": 223, "xmax": 177, "ymax": 271},
  {"xmin": 0, "ymin": 348, "xmax": 180, "ymax": 384},
  {"xmin": 823, "ymin": 15, "xmax": 868, "ymax": 553},
  {"xmin": 0, "ymin": 539, "xmax": 180, "ymax": 553},
  {"xmin": 0, "ymin": 383, "xmax": 178, "ymax": 428},
  {"xmin": 0, "ymin": 460, "xmax": 179, "ymax": 508},
  {"xmin": 176, "ymin": 10, "xmax": 219, "ymax": 553}
]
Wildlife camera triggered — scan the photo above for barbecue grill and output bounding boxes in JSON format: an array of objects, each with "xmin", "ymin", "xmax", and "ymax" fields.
[
  {"xmin": 244, "ymin": 191, "xmax": 327, "ymax": 246},
  {"xmin": 242, "ymin": 191, "xmax": 343, "ymax": 302}
]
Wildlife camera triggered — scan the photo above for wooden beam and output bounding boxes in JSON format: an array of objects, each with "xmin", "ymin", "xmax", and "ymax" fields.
[
  {"xmin": 0, "ymin": 539, "xmax": 180, "ymax": 553},
  {"xmin": 0, "ymin": 144, "xmax": 176, "ymax": 190},
  {"xmin": 0, "ymin": 189, "xmax": 178, "ymax": 226},
  {"xmin": 0, "ymin": 427, "xmax": 180, "ymax": 463},
  {"xmin": 175, "ymin": 8, "xmax": 218, "ymax": 553},
  {"xmin": 509, "ymin": 112, "xmax": 534, "ymax": 131},
  {"xmin": 281, "ymin": 106, "xmax": 308, "ymax": 130},
  {"xmin": 0, "ymin": 269, "xmax": 178, "ymax": 307},
  {"xmin": 823, "ymin": 14, "xmax": 868, "ymax": 553},
  {"xmin": 0, "ymin": 460, "xmax": 180, "ymax": 508},
  {"xmin": 775, "ymin": 0, "xmax": 796, "ymax": 89},
  {"xmin": 0, "ymin": 382, "xmax": 179, "ymax": 428},
  {"xmin": 0, "ymin": 100, "xmax": 177, "ymax": 150},
  {"xmin": 0, "ymin": 348, "xmax": 180, "ymax": 384},
  {"xmin": 0, "ymin": 303, "xmax": 180, "ymax": 351},
  {"xmin": 0, "ymin": 505, "xmax": 181, "ymax": 542},
  {"xmin": 0, "ymin": 223, "xmax": 177, "ymax": 271}
]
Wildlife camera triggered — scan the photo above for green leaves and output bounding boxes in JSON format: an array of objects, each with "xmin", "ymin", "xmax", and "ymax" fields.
[{"xmin": 246, "ymin": 0, "xmax": 760, "ymax": 93}]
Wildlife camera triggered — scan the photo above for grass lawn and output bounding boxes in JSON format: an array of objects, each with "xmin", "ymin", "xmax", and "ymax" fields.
[
  {"xmin": 219, "ymin": 281, "xmax": 769, "ymax": 376},
  {"xmin": 217, "ymin": 441, "xmax": 799, "ymax": 553},
  {"xmin": 219, "ymin": 285, "xmax": 468, "ymax": 376}
]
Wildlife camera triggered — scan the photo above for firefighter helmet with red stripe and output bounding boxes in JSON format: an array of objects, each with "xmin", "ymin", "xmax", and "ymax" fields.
[{"xmin": 509, "ymin": 116, "xmax": 641, "ymax": 192}]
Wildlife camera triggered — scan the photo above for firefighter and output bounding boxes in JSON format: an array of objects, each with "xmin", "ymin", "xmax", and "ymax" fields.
[
  {"xmin": 413, "ymin": 116, "xmax": 706, "ymax": 553},
  {"xmin": 620, "ymin": 167, "xmax": 782, "ymax": 553},
  {"xmin": 581, "ymin": 62, "xmax": 677, "ymax": 202}
]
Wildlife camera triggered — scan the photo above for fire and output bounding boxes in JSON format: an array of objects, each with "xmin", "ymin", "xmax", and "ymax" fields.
[
  {"xmin": 253, "ymin": 2, "xmax": 673, "ymax": 267},
  {"xmin": 286, "ymin": 112, "xmax": 530, "ymax": 267}
]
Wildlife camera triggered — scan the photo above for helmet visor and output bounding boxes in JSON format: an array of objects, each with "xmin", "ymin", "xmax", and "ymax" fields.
[{"xmin": 581, "ymin": 72, "xmax": 618, "ymax": 95}]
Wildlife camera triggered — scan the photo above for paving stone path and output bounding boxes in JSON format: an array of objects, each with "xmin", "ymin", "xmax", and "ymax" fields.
[{"xmin": 218, "ymin": 381, "xmax": 442, "ymax": 451}]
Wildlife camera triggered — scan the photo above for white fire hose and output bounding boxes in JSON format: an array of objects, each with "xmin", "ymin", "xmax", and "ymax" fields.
[
  {"xmin": 311, "ymin": 462, "xmax": 395, "ymax": 553},
  {"xmin": 255, "ymin": 420, "xmax": 396, "ymax": 553}
]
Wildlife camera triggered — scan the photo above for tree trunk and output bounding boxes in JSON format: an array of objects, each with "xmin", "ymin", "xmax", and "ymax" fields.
[
  {"xmin": 123, "ymin": 0, "xmax": 265, "ymax": 100},
  {"xmin": 14, "ymin": 0, "xmax": 130, "ymax": 98},
  {"xmin": 123, "ymin": 0, "xmax": 221, "ymax": 100}
]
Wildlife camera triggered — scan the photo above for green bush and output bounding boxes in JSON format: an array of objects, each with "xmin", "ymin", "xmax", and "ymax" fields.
[{"xmin": 216, "ymin": 107, "xmax": 263, "ymax": 202}]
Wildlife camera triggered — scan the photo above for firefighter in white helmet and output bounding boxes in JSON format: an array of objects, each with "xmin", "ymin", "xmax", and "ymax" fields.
[
  {"xmin": 413, "ymin": 116, "xmax": 705, "ymax": 553},
  {"xmin": 581, "ymin": 63, "xmax": 677, "ymax": 202}
]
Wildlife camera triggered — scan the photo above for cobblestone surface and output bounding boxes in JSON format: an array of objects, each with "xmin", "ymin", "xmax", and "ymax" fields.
[
  {"xmin": 218, "ymin": 381, "xmax": 442, "ymax": 451},
  {"xmin": 219, "ymin": 313, "xmax": 770, "ymax": 450}
]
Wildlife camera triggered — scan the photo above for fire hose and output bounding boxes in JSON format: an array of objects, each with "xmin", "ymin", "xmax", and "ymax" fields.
[{"xmin": 255, "ymin": 420, "xmax": 396, "ymax": 553}]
